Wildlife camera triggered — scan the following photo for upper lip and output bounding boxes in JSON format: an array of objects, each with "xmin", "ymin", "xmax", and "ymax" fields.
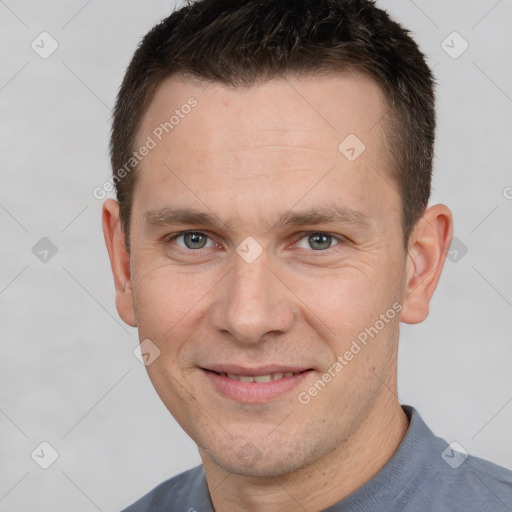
[{"xmin": 202, "ymin": 364, "xmax": 312, "ymax": 376}]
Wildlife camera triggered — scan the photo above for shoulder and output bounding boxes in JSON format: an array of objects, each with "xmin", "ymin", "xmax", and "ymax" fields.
[
  {"xmin": 431, "ymin": 452, "xmax": 512, "ymax": 511},
  {"xmin": 120, "ymin": 465, "xmax": 211, "ymax": 512},
  {"xmin": 403, "ymin": 407, "xmax": 512, "ymax": 511}
]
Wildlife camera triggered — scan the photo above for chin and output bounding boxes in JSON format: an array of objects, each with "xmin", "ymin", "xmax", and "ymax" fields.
[
  {"xmin": 204, "ymin": 434, "xmax": 331, "ymax": 479},
  {"xmin": 213, "ymin": 453, "xmax": 302, "ymax": 478}
]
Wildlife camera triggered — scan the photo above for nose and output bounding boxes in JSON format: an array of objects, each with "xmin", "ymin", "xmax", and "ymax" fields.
[{"xmin": 209, "ymin": 252, "xmax": 295, "ymax": 344}]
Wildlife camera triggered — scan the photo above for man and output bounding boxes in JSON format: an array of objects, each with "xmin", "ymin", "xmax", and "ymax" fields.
[{"xmin": 102, "ymin": 0, "xmax": 512, "ymax": 510}]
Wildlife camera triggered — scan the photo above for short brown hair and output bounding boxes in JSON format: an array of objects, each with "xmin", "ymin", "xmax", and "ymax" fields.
[{"xmin": 110, "ymin": 0, "xmax": 435, "ymax": 248}]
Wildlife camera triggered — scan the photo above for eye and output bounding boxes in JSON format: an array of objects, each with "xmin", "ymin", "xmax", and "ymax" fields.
[
  {"xmin": 295, "ymin": 232, "xmax": 341, "ymax": 251},
  {"xmin": 166, "ymin": 231, "xmax": 216, "ymax": 250}
]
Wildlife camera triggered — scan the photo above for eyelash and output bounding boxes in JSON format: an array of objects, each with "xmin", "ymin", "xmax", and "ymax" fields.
[{"xmin": 164, "ymin": 230, "xmax": 345, "ymax": 254}]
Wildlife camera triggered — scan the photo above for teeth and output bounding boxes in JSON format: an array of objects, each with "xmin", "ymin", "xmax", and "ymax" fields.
[
  {"xmin": 224, "ymin": 372, "xmax": 299, "ymax": 382},
  {"xmin": 254, "ymin": 374, "xmax": 272, "ymax": 383}
]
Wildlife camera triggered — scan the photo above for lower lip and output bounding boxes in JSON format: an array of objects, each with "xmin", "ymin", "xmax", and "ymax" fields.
[{"xmin": 202, "ymin": 369, "xmax": 313, "ymax": 403}]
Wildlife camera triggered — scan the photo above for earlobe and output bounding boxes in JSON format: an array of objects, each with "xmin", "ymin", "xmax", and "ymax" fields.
[
  {"xmin": 400, "ymin": 204, "xmax": 453, "ymax": 324},
  {"xmin": 102, "ymin": 199, "xmax": 137, "ymax": 327}
]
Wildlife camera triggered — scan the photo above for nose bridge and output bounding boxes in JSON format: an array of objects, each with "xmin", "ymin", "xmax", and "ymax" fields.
[{"xmin": 211, "ymin": 253, "xmax": 294, "ymax": 343}]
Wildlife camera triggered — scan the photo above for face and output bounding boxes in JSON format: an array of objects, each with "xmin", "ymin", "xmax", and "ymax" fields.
[{"xmin": 110, "ymin": 73, "xmax": 414, "ymax": 476}]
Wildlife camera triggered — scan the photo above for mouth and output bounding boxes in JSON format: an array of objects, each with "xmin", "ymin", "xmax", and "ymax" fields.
[
  {"xmin": 200, "ymin": 366, "xmax": 314, "ymax": 403},
  {"xmin": 209, "ymin": 370, "xmax": 303, "ymax": 383}
]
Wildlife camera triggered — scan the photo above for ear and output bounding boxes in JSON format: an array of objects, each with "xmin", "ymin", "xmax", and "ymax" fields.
[
  {"xmin": 400, "ymin": 204, "xmax": 453, "ymax": 324},
  {"xmin": 102, "ymin": 199, "xmax": 137, "ymax": 327}
]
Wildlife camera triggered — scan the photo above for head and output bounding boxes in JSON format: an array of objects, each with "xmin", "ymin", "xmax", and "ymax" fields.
[
  {"xmin": 111, "ymin": 0, "xmax": 436, "ymax": 248},
  {"xmin": 103, "ymin": 0, "xmax": 452, "ymax": 479}
]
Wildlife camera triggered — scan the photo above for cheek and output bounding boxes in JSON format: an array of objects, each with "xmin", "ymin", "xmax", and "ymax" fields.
[
  {"xmin": 131, "ymin": 266, "xmax": 213, "ymax": 424},
  {"xmin": 289, "ymin": 263, "xmax": 398, "ymax": 335},
  {"xmin": 131, "ymin": 263, "xmax": 213, "ymax": 345}
]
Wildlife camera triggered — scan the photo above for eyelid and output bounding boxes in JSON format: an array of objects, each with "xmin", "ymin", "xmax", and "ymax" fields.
[
  {"xmin": 165, "ymin": 230, "xmax": 346, "ymax": 253},
  {"xmin": 293, "ymin": 231, "xmax": 345, "ymax": 251},
  {"xmin": 165, "ymin": 230, "xmax": 218, "ymax": 250}
]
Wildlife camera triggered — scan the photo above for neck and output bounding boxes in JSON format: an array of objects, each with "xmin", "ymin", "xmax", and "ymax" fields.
[{"xmin": 200, "ymin": 395, "xmax": 409, "ymax": 512}]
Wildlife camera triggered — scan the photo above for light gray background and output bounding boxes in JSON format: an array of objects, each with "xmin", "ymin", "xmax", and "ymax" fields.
[{"xmin": 0, "ymin": 1, "xmax": 511, "ymax": 510}]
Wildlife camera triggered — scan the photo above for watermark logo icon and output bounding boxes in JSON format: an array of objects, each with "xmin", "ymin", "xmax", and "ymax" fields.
[
  {"xmin": 236, "ymin": 236, "xmax": 263, "ymax": 263},
  {"xmin": 338, "ymin": 134, "xmax": 366, "ymax": 162},
  {"xmin": 446, "ymin": 236, "xmax": 468, "ymax": 263},
  {"xmin": 441, "ymin": 31, "xmax": 469, "ymax": 59},
  {"xmin": 32, "ymin": 237, "xmax": 58, "ymax": 263},
  {"xmin": 236, "ymin": 442, "xmax": 263, "ymax": 466},
  {"xmin": 31, "ymin": 32, "xmax": 59, "ymax": 59},
  {"xmin": 133, "ymin": 339, "xmax": 161, "ymax": 366},
  {"xmin": 441, "ymin": 441, "xmax": 468, "ymax": 469},
  {"xmin": 31, "ymin": 441, "xmax": 59, "ymax": 469}
]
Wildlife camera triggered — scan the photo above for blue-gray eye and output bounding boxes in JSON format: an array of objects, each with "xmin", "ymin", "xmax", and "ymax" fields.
[
  {"xmin": 172, "ymin": 232, "xmax": 214, "ymax": 249},
  {"xmin": 296, "ymin": 233, "xmax": 340, "ymax": 251}
]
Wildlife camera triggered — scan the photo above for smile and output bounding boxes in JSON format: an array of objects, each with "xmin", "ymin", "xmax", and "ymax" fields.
[
  {"xmin": 201, "ymin": 367, "xmax": 313, "ymax": 403},
  {"xmin": 218, "ymin": 371, "xmax": 300, "ymax": 383}
]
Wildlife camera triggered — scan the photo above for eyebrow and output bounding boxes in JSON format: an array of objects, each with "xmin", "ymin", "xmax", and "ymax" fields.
[{"xmin": 144, "ymin": 203, "xmax": 372, "ymax": 232}]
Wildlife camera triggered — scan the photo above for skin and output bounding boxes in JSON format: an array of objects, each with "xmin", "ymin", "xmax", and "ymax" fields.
[{"xmin": 103, "ymin": 73, "xmax": 452, "ymax": 512}]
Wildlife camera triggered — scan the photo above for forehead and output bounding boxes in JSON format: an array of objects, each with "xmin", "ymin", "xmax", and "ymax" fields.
[
  {"xmin": 132, "ymin": 72, "xmax": 400, "ymax": 232},
  {"xmin": 137, "ymin": 71, "xmax": 388, "ymax": 148}
]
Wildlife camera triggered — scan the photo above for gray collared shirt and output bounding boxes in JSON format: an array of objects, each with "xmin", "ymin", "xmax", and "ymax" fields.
[{"xmin": 121, "ymin": 406, "xmax": 512, "ymax": 511}]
